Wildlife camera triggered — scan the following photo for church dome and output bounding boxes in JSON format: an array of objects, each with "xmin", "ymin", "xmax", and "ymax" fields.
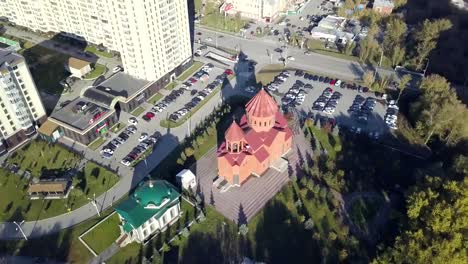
[{"xmin": 245, "ymin": 88, "xmax": 278, "ymax": 118}]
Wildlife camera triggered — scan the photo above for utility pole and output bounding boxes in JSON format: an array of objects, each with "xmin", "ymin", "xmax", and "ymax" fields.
[
  {"xmin": 13, "ymin": 220, "xmax": 27, "ymax": 241},
  {"xmin": 88, "ymin": 193, "xmax": 100, "ymax": 216},
  {"xmin": 378, "ymin": 49, "xmax": 384, "ymax": 67}
]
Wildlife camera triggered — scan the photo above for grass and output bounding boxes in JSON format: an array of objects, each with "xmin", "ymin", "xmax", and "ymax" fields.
[
  {"xmin": 306, "ymin": 39, "xmax": 360, "ymax": 62},
  {"xmin": 84, "ymin": 45, "xmax": 114, "ymax": 58},
  {"xmin": 176, "ymin": 61, "xmax": 204, "ymax": 82},
  {"xmin": 81, "ymin": 212, "xmax": 121, "ymax": 254},
  {"xmin": 307, "ymin": 125, "xmax": 342, "ymax": 159},
  {"xmin": 8, "ymin": 140, "xmax": 81, "ymax": 177},
  {"xmin": 21, "ymin": 45, "xmax": 70, "ymax": 94},
  {"xmin": 198, "ymin": 2, "xmax": 249, "ymax": 33},
  {"xmin": 107, "ymin": 242, "xmax": 141, "ymax": 264},
  {"xmin": 0, "ymin": 156, "xmax": 119, "ymax": 221},
  {"xmin": 0, "ymin": 206, "xmax": 117, "ymax": 264},
  {"xmin": 110, "ymin": 122, "xmax": 125, "ymax": 134},
  {"xmin": 349, "ymin": 196, "xmax": 384, "ymax": 232},
  {"xmin": 130, "ymin": 106, "xmax": 145, "ymax": 117},
  {"xmin": 88, "ymin": 137, "xmax": 106, "ymax": 151},
  {"xmin": 83, "ymin": 63, "xmax": 106, "ymax": 80},
  {"xmin": 164, "ymin": 81, "xmax": 178, "ymax": 91},
  {"xmin": 147, "ymin": 92, "xmax": 163, "ymax": 105},
  {"xmin": 256, "ymin": 64, "xmax": 287, "ymax": 85}
]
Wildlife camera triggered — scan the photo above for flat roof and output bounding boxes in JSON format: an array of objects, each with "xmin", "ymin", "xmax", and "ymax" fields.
[
  {"xmin": 374, "ymin": 0, "xmax": 395, "ymax": 8},
  {"xmin": 0, "ymin": 48, "xmax": 23, "ymax": 72},
  {"xmin": 50, "ymin": 97, "xmax": 112, "ymax": 132},
  {"xmin": 68, "ymin": 57, "xmax": 90, "ymax": 69},
  {"xmin": 38, "ymin": 119, "xmax": 60, "ymax": 136},
  {"xmin": 93, "ymin": 72, "xmax": 149, "ymax": 100},
  {"xmin": 318, "ymin": 15, "xmax": 346, "ymax": 30},
  {"xmin": 28, "ymin": 180, "xmax": 69, "ymax": 193}
]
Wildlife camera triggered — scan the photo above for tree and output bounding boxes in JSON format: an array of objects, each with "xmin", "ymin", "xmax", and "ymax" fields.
[
  {"xmin": 393, "ymin": 0, "xmax": 407, "ymax": 8},
  {"xmin": 343, "ymin": 41, "xmax": 356, "ymax": 55},
  {"xmin": 396, "ymin": 74, "xmax": 412, "ymax": 103},
  {"xmin": 413, "ymin": 75, "xmax": 468, "ymax": 144},
  {"xmin": 359, "ymin": 36, "xmax": 380, "ymax": 64},
  {"xmin": 412, "ymin": 19, "xmax": 452, "ymax": 70},
  {"xmin": 363, "ymin": 70, "xmax": 375, "ymax": 87},
  {"xmin": 390, "ymin": 44, "xmax": 406, "ymax": 67},
  {"xmin": 453, "ymin": 155, "xmax": 468, "ymax": 176},
  {"xmin": 239, "ymin": 224, "xmax": 248, "ymax": 235},
  {"xmin": 383, "ymin": 17, "xmax": 407, "ymax": 57},
  {"xmin": 374, "ymin": 176, "xmax": 468, "ymax": 263}
]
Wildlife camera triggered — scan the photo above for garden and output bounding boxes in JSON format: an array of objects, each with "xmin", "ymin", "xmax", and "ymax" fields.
[
  {"xmin": 195, "ymin": 0, "xmax": 249, "ymax": 33},
  {"xmin": 0, "ymin": 140, "xmax": 119, "ymax": 221}
]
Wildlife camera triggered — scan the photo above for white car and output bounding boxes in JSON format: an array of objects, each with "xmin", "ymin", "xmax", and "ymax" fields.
[
  {"xmin": 120, "ymin": 159, "xmax": 131, "ymax": 166},
  {"xmin": 335, "ymin": 80, "xmax": 342, "ymax": 87},
  {"xmin": 388, "ymin": 103, "xmax": 399, "ymax": 110},
  {"xmin": 128, "ymin": 117, "xmax": 138, "ymax": 125},
  {"xmin": 112, "ymin": 66, "xmax": 123, "ymax": 73},
  {"xmin": 205, "ymin": 37, "xmax": 213, "ymax": 42},
  {"xmin": 388, "ymin": 123, "xmax": 398, "ymax": 130},
  {"xmin": 287, "ymin": 56, "xmax": 295, "ymax": 61},
  {"xmin": 139, "ymin": 133, "xmax": 148, "ymax": 142}
]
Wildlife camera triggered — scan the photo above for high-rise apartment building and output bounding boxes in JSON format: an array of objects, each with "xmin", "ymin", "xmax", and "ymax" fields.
[
  {"xmin": 0, "ymin": 0, "xmax": 192, "ymax": 81},
  {"xmin": 0, "ymin": 48, "xmax": 46, "ymax": 153}
]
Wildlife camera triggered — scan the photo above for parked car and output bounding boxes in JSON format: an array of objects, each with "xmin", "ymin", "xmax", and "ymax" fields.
[{"xmin": 128, "ymin": 117, "xmax": 138, "ymax": 125}]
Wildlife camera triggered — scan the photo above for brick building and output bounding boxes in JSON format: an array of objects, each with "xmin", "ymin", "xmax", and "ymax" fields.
[{"xmin": 217, "ymin": 89, "xmax": 293, "ymax": 186}]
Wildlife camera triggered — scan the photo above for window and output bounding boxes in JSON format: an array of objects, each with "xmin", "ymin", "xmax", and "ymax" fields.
[{"xmin": 162, "ymin": 215, "xmax": 166, "ymax": 225}]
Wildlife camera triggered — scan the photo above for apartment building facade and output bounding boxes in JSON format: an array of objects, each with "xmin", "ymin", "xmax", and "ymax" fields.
[
  {"xmin": 0, "ymin": 0, "xmax": 192, "ymax": 81},
  {"xmin": 0, "ymin": 48, "xmax": 46, "ymax": 153}
]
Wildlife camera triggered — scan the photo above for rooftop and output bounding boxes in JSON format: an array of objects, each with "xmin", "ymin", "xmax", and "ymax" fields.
[
  {"xmin": 50, "ymin": 97, "xmax": 112, "ymax": 132},
  {"xmin": 0, "ymin": 48, "xmax": 23, "ymax": 72},
  {"xmin": 37, "ymin": 119, "xmax": 60, "ymax": 136},
  {"xmin": 27, "ymin": 180, "xmax": 69, "ymax": 193},
  {"xmin": 88, "ymin": 72, "xmax": 150, "ymax": 101},
  {"xmin": 317, "ymin": 15, "xmax": 347, "ymax": 30},
  {"xmin": 68, "ymin": 57, "xmax": 90, "ymax": 69},
  {"xmin": 373, "ymin": 0, "xmax": 395, "ymax": 8},
  {"xmin": 115, "ymin": 180, "xmax": 180, "ymax": 233},
  {"xmin": 245, "ymin": 88, "xmax": 278, "ymax": 118}
]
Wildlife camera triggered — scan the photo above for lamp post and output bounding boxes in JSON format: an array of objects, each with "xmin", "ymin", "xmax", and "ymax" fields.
[
  {"xmin": 13, "ymin": 220, "xmax": 27, "ymax": 241},
  {"xmin": 88, "ymin": 193, "xmax": 100, "ymax": 216}
]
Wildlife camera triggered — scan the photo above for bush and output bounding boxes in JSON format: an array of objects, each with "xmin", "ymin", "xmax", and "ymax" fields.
[
  {"xmin": 184, "ymin": 147, "xmax": 195, "ymax": 157},
  {"xmin": 239, "ymin": 224, "xmax": 249, "ymax": 235},
  {"xmin": 181, "ymin": 227, "xmax": 190, "ymax": 238}
]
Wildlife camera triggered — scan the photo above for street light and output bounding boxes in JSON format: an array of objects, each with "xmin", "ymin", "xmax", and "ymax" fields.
[
  {"xmin": 13, "ymin": 220, "xmax": 27, "ymax": 241},
  {"xmin": 87, "ymin": 193, "xmax": 100, "ymax": 216}
]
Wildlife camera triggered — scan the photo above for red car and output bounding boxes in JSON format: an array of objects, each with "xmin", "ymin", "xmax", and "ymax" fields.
[
  {"xmin": 225, "ymin": 69, "xmax": 234, "ymax": 75},
  {"xmin": 189, "ymin": 78, "xmax": 198, "ymax": 83},
  {"xmin": 143, "ymin": 112, "xmax": 155, "ymax": 121},
  {"xmin": 330, "ymin": 79, "xmax": 336, "ymax": 85}
]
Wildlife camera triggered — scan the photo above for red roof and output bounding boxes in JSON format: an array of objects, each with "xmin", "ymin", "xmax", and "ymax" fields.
[
  {"xmin": 225, "ymin": 121, "xmax": 244, "ymax": 142},
  {"xmin": 254, "ymin": 147, "xmax": 269, "ymax": 162},
  {"xmin": 245, "ymin": 88, "xmax": 278, "ymax": 118}
]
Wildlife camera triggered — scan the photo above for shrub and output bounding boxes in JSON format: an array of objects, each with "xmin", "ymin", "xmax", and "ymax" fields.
[
  {"xmin": 181, "ymin": 227, "xmax": 190, "ymax": 238},
  {"xmin": 239, "ymin": 224, "xmax": 249, "ymax": 235},
  {"xmin": 184, "ymin": 147, "xmax": 195, "ymax": 157}
]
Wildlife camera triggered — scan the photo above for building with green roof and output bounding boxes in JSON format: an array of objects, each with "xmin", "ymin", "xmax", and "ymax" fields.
[{"xmin": 115, "ymin": 180, "xmax": 181, "ymax": 244}]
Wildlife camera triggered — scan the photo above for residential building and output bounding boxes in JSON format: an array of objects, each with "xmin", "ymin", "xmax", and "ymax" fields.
[
  {"xmin": 66, "ymin": 57, "xmax": 91, "ymax": 79},
  {"xmin": 222, "ymin": 0, "xmax": 289, "ymax": 22},
  {"xmin": 0, "ymin": 48, "xmax": 46, "ymax": 152},
  {"xmin": 115, "ymin": 180, "xmax": 181, "ymax": 245},
  {"xmin": 217, "ymin": 89, "xmax": 293, "ymax": 186},
  {"xmin": 373, "ymin": 0, "xmax": 394, "ymax": 15},
  {"xmin": 0, "ymin": 0, "xmax": 192, "ymax": 81}
]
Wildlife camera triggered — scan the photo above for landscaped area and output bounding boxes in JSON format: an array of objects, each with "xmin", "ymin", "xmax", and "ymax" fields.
[
  {"xmin": 84, "ymin": 45, "xmax": 114, "ymax": 58},
  {"xmin": 21, "ymin": 45, "xmax": 70, "ymax": 94},
  {"xmin": 306, "ymin": 39, "xmax": 360, "ymax": 62},
  {"xmin": 147, "ymin": 92, "xmax": 163, "ymax": 105},
  {"xmin": 110, "ymin": 122, "xmax": 126, "ymax": 134},
  {"xmin": 349, "ymin": 195, "xmax": 384, "ymax": 232},
  {"xmin": 307, "ymin": 124, "xmax": 342, "ymax": 159},
  {"xmin": 196, "ymin": 0, "xmax": 248, "ymax": 33},
  {"xmin": 130, "ymin": 106, "xmax": 145, "ymax": 117},
  {"xmin": 176, "ymin": 61, "xmax": 204, "ymax": 82},
  {"xmin": 83, "ymin": 63, "xmax": 106, "ymax": 80},
  {"xmin": 88, "ymin": 137, "xmax": 106, "ymax": 151},
  {"xmin": 81, "ymin": 212, "xmax": 121, "ymax": 254},
  {"xmin": 1, "ymin": 140, "xmax": 120, "ymax": 221}
]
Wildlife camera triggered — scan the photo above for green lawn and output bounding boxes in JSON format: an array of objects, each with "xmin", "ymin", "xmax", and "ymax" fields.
[
  {"xmin": 256, "ymin": 64, "xmax": 287, "ymax": 85},
  {"xmin": 147, "ymin": 92, "xmax": 163, "ymax": 105},
  {"xmin": 83, "ymin": 63, "xmax": 106, "ymax": 80},
  {"xmin": 88, "ymin": 137, "xmax": 106, "ymax": 151},
  {"xmin": 0, "ymin": 161, "xmax": 119, "ymax": 221},
  {"xmin": 176, "ymin": 61, "xmax": 204, "ymax": 82},
  {"xmin": 306, "ymin": 39, "xmax": 359, "ymax": 62},
  {"xmin": 21, "ymin": 45, "xmax": 70, "ymax": 94},
  {"xmin": 81, "ymin": 212, "xmax": 121, "ymax": 254},
  {"xmin": 8, "ymin": 140, "xmax": 81, "ymax": 177},
  {"xmin": 164, "ymin": 81, "xmax": 178, "ymax": 91},
  {"xmin": 85, "ymin": 46, "xmax": 114, "ymax": 58},
  {"xmin": 130, "ymin": 106, "xmax": 145, "ymax": 117},
  {"xmin": 110, "ymin": 122, "xmax": 125, "ymax": 134},
  {"xmin": 198, "ymin": 2, "xmax": 249, "ymax": 33},
  {"xmin": 349, "ymin": 196, "xmax": 384, "ymax": 232},
  {"xmin": 0, "ymin": 206, "xmax": 117, "ymax": 264},
  {"xmin": 308, "ymin": 125, "xmax": 342, "ymax": 159}
]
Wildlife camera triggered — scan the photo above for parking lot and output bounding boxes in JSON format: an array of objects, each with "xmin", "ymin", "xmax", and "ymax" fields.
[
  {"xmin": 95, "ymin": 64, "xmax": 233, "ymax": 166},
  {"xmin": 264, "ymin": 69, "xmax": 391, "ymax": 136}
]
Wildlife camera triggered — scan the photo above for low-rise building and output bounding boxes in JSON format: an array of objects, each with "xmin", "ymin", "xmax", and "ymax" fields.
[
  {"xmin": 310, "ymin": 15, "xmax": 347, "ymax": 41},
  {"xmin": 27, "ymin": 179, "xmax": 72, "ymax": 200},
  {"xmin": 222, "ymin": 0, "xmax": 289, "ymax": 22},
  {"xmin": 66, "ymin": 57, "xmax": 91, "ymax": 79},
  {"xmin": 176, "ymin": 169, "xmax": 197, "ymax": 191},
  {"xmin": 115, "ymin": 180, "xmax": 181, "ymax": 245},
  {"xmin": 373, "ymin": 0, "xmax": 394, "ymax": 15}
]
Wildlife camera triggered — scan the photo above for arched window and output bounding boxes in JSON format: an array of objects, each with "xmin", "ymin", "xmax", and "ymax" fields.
[
  {"xmin": 232, "ymin": 143, "xmax": 238, "ymax": 152},
  {"xmin": 264, "ymin": 122, "xmax": 267, "ymax": 126}
]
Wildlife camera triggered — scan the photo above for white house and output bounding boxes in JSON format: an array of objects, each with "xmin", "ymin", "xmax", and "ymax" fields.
[
  {"xmin": 176, "ymin": 169, "xmax": 197, "ymax": 191},
  {"xmin": 66, "ymin": 57, "xmax": 91, "ymax": 79},
  {"xmin": 115, "ymin": 180, "xmax": 181, "ymax": 245}
]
